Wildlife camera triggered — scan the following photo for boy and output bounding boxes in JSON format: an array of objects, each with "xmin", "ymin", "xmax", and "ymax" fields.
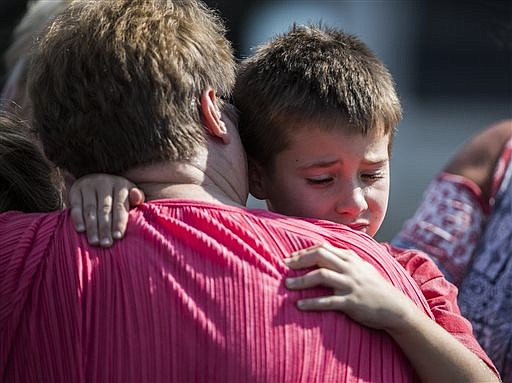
[
  {"xmin": 233, "ymin": 24, "xmax": 508, "ymax": 380},
  {"xmin": 234, "ymin": 24, "xmax": 499, "ymax": 378},
  {"xmin": 70, "ymin": 25, "xmax": 499, "ymax": 381}
]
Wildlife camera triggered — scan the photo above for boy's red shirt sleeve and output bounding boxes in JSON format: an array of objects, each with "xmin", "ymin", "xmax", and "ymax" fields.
[{"xmin": 384, "ymin": 242, "xmax": 499, "ymax": 376}]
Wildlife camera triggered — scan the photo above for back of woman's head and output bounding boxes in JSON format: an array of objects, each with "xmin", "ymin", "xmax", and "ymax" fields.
[
  {"xmin": 0, "ymin": 113, "xmax": 62, "ymax": 212},
  {"xmin": 28, "ymin": 0, "xmax": 235, "ymax": 178}
]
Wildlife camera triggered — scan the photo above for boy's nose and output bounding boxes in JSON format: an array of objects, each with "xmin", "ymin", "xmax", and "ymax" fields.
[{"xmin": 335, "ymin": 186, "xmax": 368, "ymax": 217}]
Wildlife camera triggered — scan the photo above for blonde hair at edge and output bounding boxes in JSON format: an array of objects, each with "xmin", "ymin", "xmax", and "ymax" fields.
[{"xmin": 2, "ymin": 0, "xmax": 73, "ymax": 116}]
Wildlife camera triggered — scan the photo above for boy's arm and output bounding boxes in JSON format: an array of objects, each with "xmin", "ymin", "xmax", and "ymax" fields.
[
  {"xmin": 284, "ymin": 243, "xmax": 500, "ymax": 383},
  {"xmin": 69, "ymin": 174, "xmax": 144, "ymax": 246},
  {"xmin": 388, "ymin": 244, "xmax": 497, "ymax": 370}
]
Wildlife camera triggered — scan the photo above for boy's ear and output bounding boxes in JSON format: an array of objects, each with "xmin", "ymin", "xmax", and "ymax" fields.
[
  {"xmin": 248, "ymin": 158, "xmax": 268, "ymax": 200},
  {"xmin": 200, "ymin": 88, "xmax": 230, "ymax": 144}
]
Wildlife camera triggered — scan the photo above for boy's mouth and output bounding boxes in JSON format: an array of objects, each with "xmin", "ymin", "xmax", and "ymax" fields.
[{"xmin": 346, "ymin": 222, "xmax": 369, "ymax": 232}]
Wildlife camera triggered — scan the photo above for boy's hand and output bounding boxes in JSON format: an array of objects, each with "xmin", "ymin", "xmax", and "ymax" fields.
[
  {"xmin": 284, "ymin": 243, "xmax": 413, "ymax": 331},
  {"xmin": 69, "ymin": 174, "xmax": 145, "ymax": 247}
]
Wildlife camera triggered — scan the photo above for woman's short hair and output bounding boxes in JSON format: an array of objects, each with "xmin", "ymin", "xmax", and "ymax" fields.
[{"xmin": 28, "ymin": 0, "xmax": 235, "ymax": 178}]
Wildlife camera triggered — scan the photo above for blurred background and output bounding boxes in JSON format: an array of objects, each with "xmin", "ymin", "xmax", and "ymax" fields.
[{"xmin": 1, "ymin": 0, "xmax": 510, "ymax": 241}]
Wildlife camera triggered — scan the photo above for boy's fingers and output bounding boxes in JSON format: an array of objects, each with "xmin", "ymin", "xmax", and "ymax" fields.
[
  {"xmin": 285, "ymin": 244, "xmax": 350, "ymax": 272},
  {"xmin": 69, "ymin": 186, "xmax": 86, "ymax": 232},
  {"xmin": 128, "ymin": 187, "xmax": 145, "ymax": 207},
  {"xmin": 319, "ymin": 242, "xmax": 355, "ymax": 260},
  {"xmin": 68, "ymin": 174, "xmax": 136, "ymax": 247},
  {"xmin": 82, "ymin": 189, "xmax": 100, "ymax": 245},
  {"xmin": 291, "ymin": 242, "xmax": 354, "ymax": 260},
  {"xmin": 97, "ymin": 192, "xmax": 114, "ymax": 247},
  {"xmin": 112, "ymin": 187, "xmax": 130, "ymax": 240},
  {"xmin": 296, "ymin": 296, "xmax": 347, "ymax": 311},
  {"xmin": 285, "ymin": 268, "xmax": 350, "ymax": 293}
]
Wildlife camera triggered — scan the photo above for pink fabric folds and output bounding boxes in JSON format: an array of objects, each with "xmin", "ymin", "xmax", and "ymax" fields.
[{"xmin": 1, "ymin": 201, "xmax": 431, "ymax": 382}]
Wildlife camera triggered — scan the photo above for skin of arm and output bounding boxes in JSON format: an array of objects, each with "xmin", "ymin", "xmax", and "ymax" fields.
[
  {"xmin": 284, "ymin": 242, "xmax": 500, "ymax": 383},
  {"xmin": 443, "ymin": 119, "xmax": 512, "ymax": 202}
]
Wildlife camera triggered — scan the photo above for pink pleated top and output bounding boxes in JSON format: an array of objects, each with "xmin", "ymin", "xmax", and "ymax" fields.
[{"xmin": 0, "ymin": 200, "xmax": 433, "ymax": 382}]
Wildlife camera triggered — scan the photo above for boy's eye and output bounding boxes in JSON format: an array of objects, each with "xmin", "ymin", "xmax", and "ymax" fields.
[
  {"xmin": 306, "ymin": 177, "xmax": 334, "ymax": 185},
  {"xmin": 361, "ymin": 172, "xmax": 384, "ymax": 181}
]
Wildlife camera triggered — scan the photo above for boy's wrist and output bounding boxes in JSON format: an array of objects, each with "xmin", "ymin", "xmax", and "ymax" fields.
[{"xmin": 381, "ymin": 297, "xmax": 420, "ymax": 336}]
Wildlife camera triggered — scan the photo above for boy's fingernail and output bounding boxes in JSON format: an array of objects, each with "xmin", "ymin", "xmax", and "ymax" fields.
[
  {"xmin": 76, "ymin": 224, "xmax": 85, "ymax": 232},
  {"xmin": 112, "ymin": 230, "xmax": 123, "ymax": 239},
  {"xmin": 285, "ymin": 277, "xmax": 297, "ymax": 287},
  {"xmin": 89, "ymin": 235, "xmax": 99, "ymax": 244},
  {"xmin": 100, "ymin": 238, "xmax": 112, "ymax": 247}
]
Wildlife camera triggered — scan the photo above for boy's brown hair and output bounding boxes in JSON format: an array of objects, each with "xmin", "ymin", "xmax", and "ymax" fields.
[
  {"xmin": 28, "ymin": 0, "xmax": 235, "ymax": 178},
  {"xmin": 0, "ymin": 113, "xmax": 62, "ymax": 212},
  {"xmin": 233, "ymin": 24, "xmax": 402, "ymax": 171}
]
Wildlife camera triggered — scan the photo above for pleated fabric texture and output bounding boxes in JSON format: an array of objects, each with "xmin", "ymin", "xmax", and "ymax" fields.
[{"xmin": 0, "ymin": 200, "xmax": 431, "ymax": 383}]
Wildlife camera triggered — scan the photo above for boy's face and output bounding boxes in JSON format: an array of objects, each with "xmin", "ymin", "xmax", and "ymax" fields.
[{"xmin": 250, "ymin": 123, "xmax": 390, "ymax": 237}]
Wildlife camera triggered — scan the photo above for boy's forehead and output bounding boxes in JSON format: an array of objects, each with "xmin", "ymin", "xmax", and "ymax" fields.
[
  {"xmin": 277, "ymin": 124, "xmax": 391, "ymax": 166},
  {"xmin": 287, "ymin": 117, "xmax": 391, "ymax": 141},
  {"xmin": 280, "ymin": 118, "xmax": 393, "ymax": 157}
]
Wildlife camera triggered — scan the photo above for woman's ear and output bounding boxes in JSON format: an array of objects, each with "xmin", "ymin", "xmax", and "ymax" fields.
[
  {"xmin": 248, "ymin": 158, "xmax": 268, "ymax": 200},
  {"xmin": 200, "ymin": 88, "xmax": 229, "ymax": 144}
]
